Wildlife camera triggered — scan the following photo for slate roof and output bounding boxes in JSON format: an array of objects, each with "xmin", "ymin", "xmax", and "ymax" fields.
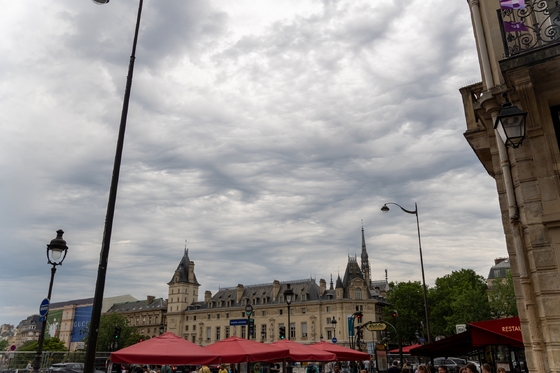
[
  {"xmin": 169, "ymin": 249, "xmax": 200, "ymax": 285},
  {"xmin": 107, "ymin": 298, "xmax": 167, "ymax": 313},
  {"xmin": 488, "ymin": 258, "xmax": 510, "ymax": 279}
]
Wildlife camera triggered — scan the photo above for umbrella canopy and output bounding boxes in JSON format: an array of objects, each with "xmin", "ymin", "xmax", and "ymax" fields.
[
  {"xmin": 309, "ymin": 341, "xmax": 370, "ymax": 361},
  {"xmin": 204, "ymin": 336, "xmax": 290, "ymax": 363},
  {"xmin": 268, "ymin": 340, "xmax": 337, "ymax": 362},
  {"xmin": 110, "ymin": 332, "xmax": 221, "ymax": 365},
  {"xmin": 388, "ymin": 344, "xmax": 423, "ymax": 354}
]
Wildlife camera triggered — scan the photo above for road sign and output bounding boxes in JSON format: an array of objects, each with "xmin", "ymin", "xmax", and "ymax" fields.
[
  {"xmin": 332, "ymin": 337, "xmax": 337, "ymax": 344},
  {"xmin": 245, "ymin": 304, "xmax": 253, "ymax": 316},
  {"xmin": 10, "ymin": 345, "xmax": 16, "ymax": 351},
  {"xmin": 366, "ymin": 322, "xmax": 386, "ymax": 331},
  {"xmin": 230, "ymin": 319, "xmax": 248, "ymax": 326},
  {"xmin": 39, "ymin": 298, "xmax": 50, "ymax": 317}
]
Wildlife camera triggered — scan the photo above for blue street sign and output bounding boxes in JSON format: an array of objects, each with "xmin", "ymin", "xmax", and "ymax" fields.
[
  {"xmin": 230, "ymin": 319, "xmax": 248, "ymax": 326},
  {"xmin": 332, "ymin": 337, "xmax": 338, "ymax": 344},
  {"xmin": 39, "ymin": 298, "xmax": 50, "ymax": 317}
]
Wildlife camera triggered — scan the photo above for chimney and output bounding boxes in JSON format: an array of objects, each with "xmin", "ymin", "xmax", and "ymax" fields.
[
  {"xmin": 495, "ymin": 257, "xmax": 507, "ymax": 265},
  {"xmin": 204, "ymin": 290, "xmax": 212, "ymax": 303},
  {"xmin": 319, "ymin": 279, "xmax": 326, "ymax": 295},
  {"xmin": 147, "ymin": 295, "xmax": 155, "ymax": 304},
  {"xmin": 236, "ymin": 284, "xmax": 244, "ymax": 303},
  {"xmin": 272, "ymin": 280, "xmax": 280, "ymax": 301}
]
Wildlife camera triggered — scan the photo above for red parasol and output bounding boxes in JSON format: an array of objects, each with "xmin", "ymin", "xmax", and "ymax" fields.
[
  {"xmin": 308, "ymin": 341, "xmax": 370, "ymax": 361},
  {"xmin": 268, "ymin": 339, "xmax": 337, "ymax": 362},
  {"xmin": 204, "ymin": 336, "xmax": 290, "ymax": 363},
  {"xmin": 110, "ymin": 332, "xmax": 220, "ymax": 365}
]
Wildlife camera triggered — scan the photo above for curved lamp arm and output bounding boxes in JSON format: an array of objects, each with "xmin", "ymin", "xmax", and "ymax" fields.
[{"xmin": 381, "ymin": 202, "xmax": 417, "ymax": 215}]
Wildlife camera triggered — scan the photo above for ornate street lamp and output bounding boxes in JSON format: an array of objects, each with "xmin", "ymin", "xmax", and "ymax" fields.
[
  {"xmin": 159, "ymin": 324, "xmax": 165, "ymax": 335},
  {"xmin": 331, "ymin": 318, "xmax": 337, "ymax": 339},
  {"xmin": 381, "ymin": 202, "xmax": 431, "ymax": 343},
  {"xmin": 494, "ymin": 95, "xmax": 527, "ymax": 148},
  {"xmin": 84, "ymin": 1, "xmax": 144, "ymax": 372},
  {"xmin": 32, "ymin": 230, "xmax": 69, "ymax": 373},
  {"xmin": 284, "ymin": 284, "xmax": 294, "ymax": 340}
]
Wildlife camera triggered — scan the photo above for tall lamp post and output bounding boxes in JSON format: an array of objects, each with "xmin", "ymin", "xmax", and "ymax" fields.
[
  {"xmin": 381, "ymin": 202, "xmax": 431, "ymax": 343},
  {"xmin": 32, "ymin": 230, "xmax": 69, "ymax": 373},
  {"xmin": 331, "ymin": 318, "xmax": 337, "ymax": 341},
  {"xmin": 84, "ymin": 1, "xmax": 144, "ymax": 372},
  {"xmin": 284, "ymin": 284, "xmax": 294, "ymax": 340}
]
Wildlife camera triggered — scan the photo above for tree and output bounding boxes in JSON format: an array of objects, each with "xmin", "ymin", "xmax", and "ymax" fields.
[
  {"xmin": 429, "ymin": 269, "xmax": 492, "ymax": 336},
  {"xmin": 94, "ymin": 313, "xmax": 145, "ymax": 351},
  {"xmin": 385, "ymin": 281, "xmax": 427, "ymax": 344},
  {"xmin": 0, "ymin": 339, "xmax": 8, "ymax": 351},
  {"xmin": 489, "ymin": 269, "xmax": 518, "ymax": 318},
  {"xmin": 17, "ymin": 337, "xmax": 66, "ymax": 352}
]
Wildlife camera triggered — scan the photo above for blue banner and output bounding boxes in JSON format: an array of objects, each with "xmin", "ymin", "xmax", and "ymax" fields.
[{"xmin": 71, "ymin": 305, "xmax": 92, "ymax": 342}]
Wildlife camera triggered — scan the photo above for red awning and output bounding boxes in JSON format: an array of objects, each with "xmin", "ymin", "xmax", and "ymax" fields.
[
  {"xmin": 409, "ymin": 317, "xmax": 524, "ymax": 358},
  {"xmin": 110, "ymin": 332, "xmax": 221, "ymax": 365},
  {"xmin": 469, "ymin": 316, "xmax": 523, "ymax": 348}
]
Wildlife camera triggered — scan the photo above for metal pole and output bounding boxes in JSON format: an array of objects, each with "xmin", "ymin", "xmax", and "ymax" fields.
[
  {"xmin": 83, "ymin": 2, "xmax": 143, "ymax": 373},
  {"xmin": 287, "ymin": 304, "xmax": 291, "ymax": 340},
  {"xmin": 32, "ymin": 266, "xmax": 57, "ymax": 373},
  {"xmin": 414, "ymin": 203, "xmax": 431, "ymax": 343}
]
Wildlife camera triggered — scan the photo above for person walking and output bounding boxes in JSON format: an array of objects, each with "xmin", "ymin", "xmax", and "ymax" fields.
[{"xmin": 388, "ymin": 361, "xmax": 401, "ymax": 373}]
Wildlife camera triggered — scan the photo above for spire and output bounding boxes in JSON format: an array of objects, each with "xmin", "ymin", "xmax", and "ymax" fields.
[
  {"xmin": 330, "ymin": 274, "xmax": 334, "ymax": 290},
  {"xmin": 360, "ymin": 223, "xmax": 371, "ymax": 287}
]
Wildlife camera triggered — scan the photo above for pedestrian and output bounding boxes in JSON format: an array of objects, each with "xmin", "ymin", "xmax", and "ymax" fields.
[
  {"xmin": 437, "ymin": 366, "xmax": 448, "ymax": 373},
  {"xmin": 219, "ymin": 366, "xmax": 228, "ymax": 373},
  {"xmin": 416, "ymin": 366, "xmax": 428, "ymax": 373},
  {"xmin": 198, "ymin": 366, "xmax": 210, "ymax": 373},
  {"xmin": 465, "ymin": 363, "xmax": 479, "ymax": 373},
  {"xmin": 481, "ymin": 364, "xmax": 492, "ymax": 373},
  {"xmin": 496, "ymin": 368, "xmax": 505, "ymax": 373},
  {"xmin": 388, "ymin": 360, "xmax": 401, "ymax": 373}
]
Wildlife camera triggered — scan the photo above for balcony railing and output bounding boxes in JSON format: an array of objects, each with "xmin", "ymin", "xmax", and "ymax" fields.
[{"xmin": 499, "ymin": 0, "xmax": 560, "ymax": 57}]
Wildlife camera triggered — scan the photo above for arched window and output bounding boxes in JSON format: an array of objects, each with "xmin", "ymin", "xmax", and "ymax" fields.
[{"xmin": 355, "ymin": 288, "xmax": 362, "ymax": 300}]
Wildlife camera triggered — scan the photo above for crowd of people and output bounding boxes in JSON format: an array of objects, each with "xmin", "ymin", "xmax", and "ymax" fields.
[{"xmin": 386, "ymin": 360, "xmax": 506, "ymax": 373}]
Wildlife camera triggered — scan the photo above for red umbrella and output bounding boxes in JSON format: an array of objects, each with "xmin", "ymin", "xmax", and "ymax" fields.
[
  {"xmin": 204, "ymin": 336, "xmax": 290, "ymax": 363},
  {"xmin": 308, "ymin": 341, "xmax": 370, "ymax": 361},
  {"xmin": 269, "ymin": 340, "xmax": 336, "ymax": 362},
  {"xmin": 110, "ymin": 332, "xmax": 221, "ymax": 365},
  {"xmin": 388, "ymin": 344, "xmax": 422, "ymax": 353}
]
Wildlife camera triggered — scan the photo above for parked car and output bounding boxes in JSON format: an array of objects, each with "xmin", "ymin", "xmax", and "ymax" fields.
[
  {"xmin": 433, "ymin": 357, "xmax": 467, "ymax": 371},
  {"xmin": 48, "ymin": 363, "xmax": 84, "ymax": 373}
]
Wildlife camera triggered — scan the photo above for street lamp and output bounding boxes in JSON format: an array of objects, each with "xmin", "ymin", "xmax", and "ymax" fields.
[
  {"xmin": 284, "ymin": 284, "xmax": 294, "ymax": 340},
  {"xmin": 32, "ymin": 230, "xmax": 68, "ymax": 373},
  {"xmin": 245, "ymin": 304, "xmax": 253, "ymax": 339},
  {"xmin": 159, "ymin": 324, "xmax": 165, "ymax": 335},
  {"xmin": 494, "ymin": 94, "xmax": 527, "ymax": 148},
  {"xmin": 84, "ymin": 1, "xmax": 144, "ymax": 373},
  {"xmin": 331, "ymin": 318, "xmax": 337, "ymax": 339},
  {"xmin": 381, "ymin": 202, "xmax": 431, "ymax": 343}
]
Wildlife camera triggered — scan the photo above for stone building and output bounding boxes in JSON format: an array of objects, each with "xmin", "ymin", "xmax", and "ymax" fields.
[
  {"xmin": 13, "ymin": 315, "xmax": 42, "ymax": 347},
  {"xmin": 461, "ymin": 0, "xmax": 560, "ymax": 371},
  {"xmin": 487, "ymin": 257, "xmax": 510, "ymax": 291},
  {"xmin": 105, "ymin": 296, "xmax": 167, "ymax": 338},
  {"xmin": 165, "ymin": 228, "xmax": 389, "ymax": 347}
]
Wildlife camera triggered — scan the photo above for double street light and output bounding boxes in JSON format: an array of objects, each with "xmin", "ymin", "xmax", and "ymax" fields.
[
  {"xmin": 33, "ymin": 230, "xmax": 69, "ymax": 373},
  {"xmin": 381, "ymin": 202, "xmax": 431, "ymax": 343},
  {"xmin": 284, "ymin": 284, "xmax": 294, "ymax": 340}
]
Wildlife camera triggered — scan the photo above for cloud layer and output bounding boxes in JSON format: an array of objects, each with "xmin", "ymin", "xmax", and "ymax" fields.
[{"xmin": 0, "ymin": 0, "xmax": 505, "ymax": 326}]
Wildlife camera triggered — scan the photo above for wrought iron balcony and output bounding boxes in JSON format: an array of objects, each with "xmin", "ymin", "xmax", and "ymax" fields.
[{"xmin": 498, "ymin": 0, "xmax": 560, "ymax": 57}]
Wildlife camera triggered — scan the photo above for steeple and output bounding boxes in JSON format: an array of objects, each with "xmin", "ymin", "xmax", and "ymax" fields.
[{"xmin": 360, "ymin": 223, "xmax": 371, "ymax": 287}]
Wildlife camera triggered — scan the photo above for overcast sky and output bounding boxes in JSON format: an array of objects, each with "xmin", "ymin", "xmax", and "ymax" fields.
[{"xmin": 0, "ymin": 0, "xmax": 506, "ymax": 327}]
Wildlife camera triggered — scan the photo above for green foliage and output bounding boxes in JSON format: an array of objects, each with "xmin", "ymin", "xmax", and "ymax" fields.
[
  {"xmin": 95, "ymin": 313, "xmax": 144, "ymax": 351},
  {"xmin": 489, "ymin": 270, "xmax": 518, "ymax": 318},
  {"xmin": 385, "ymin": 281, "xmax": 427, "ymax": 344},
  {"xmin": 429, "ymin": 269, "xmax": 491, "ymax": 336},
  {"xmin": 0, "ymin": 339, "xmax": 8, "ymax": 350}
]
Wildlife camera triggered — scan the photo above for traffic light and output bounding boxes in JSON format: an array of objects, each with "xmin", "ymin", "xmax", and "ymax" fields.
[
  {"xmin": 113, "ymin": 326, "xmax": 122, "ymax": 340},
  {"xmin": 279, "ymin": 326, "xmax": 286, "ymax": 339},
  {"xmin": 391, "ymin": 310, "xmax": 398, "ymax": 319},
  {"xmin": 355, "ymin": 312, "xmax": 363, "ymax": 323},
  {"xmin": 248, "ymin": 319, "xmax": 255, "ymax": 337}
]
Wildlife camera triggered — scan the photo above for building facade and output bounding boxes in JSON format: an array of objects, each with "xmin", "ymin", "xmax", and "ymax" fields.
[
  {"xmin": 461, "ymin": 0, "xmax": 560, "ymax": 371},
  {"xmin": 166, "ymin": 229, "xmax": 388, "ymax": 348},
  {"xmin": 105, "ymin": 296, "xmax": 167, "ymax": 338}
]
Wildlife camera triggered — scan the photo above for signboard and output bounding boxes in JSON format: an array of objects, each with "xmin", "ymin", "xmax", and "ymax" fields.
[
  {"xmin": 47, "ymin": 309, "xmax": 63, "ymax": 338},
  {"xmin": 71, "ymin": 305, "xmax": 92, "ymax": 342},
  {"xmin": 39, "ymin": 298, "xmax": 50, "ymax": 317},
  {"xmin": 456, "ymin": 324, "xmax": 467, "ymax": 334},
  {"xmin": 366, "ymin": 322, "xmax": 386, "ymax": 331},
  {"xmin": 230, "ymin": 319, "xmax": 248, "ymax": 326},
  {"xmin": 332, "ymin": 337, "xmax": 337, "ymax": 344},
  {"xmin": 10, "ymin": 345, "xmax": 16, "ymax": 351}
]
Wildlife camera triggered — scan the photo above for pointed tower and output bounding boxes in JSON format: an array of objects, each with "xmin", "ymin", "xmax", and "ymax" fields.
[
  {"xmin": 167, "ymin": 248, "xmax": 200, "ymax": 313},
  {"xmin": 360, "ymin": 224, "xmax": 372, "ymax": 287}
]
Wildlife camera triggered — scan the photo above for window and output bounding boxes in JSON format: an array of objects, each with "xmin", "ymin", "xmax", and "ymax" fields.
[
  {"xmin": 301, "ymin": 322, "xmax": 308, "ymax": 338},
  {"xmin": 279, "ymin": 309, "xmax": 284, "ymax": 316},
  {"xmin": 186, "ymin": 316, "xmax": 189, "ymax": 321},
  {"xmin": 290, "ymin": 308, "xmax": 294, "ymax": 315},
  {"xmin": 356, "ymin": 288, "xmax": 362, "ymax": 300},
  {"xmin": 327, "ymin": 330, "xmax": 332, "ymax": 339},
  {"xmin": 326, "ymin": 306, "xmax": 331, "ymax": 312},
  {"xmin": 261, "ymin": 324, "xmax": 267, "ymax": 340},
  {"xmin": 216, "ymin": 326, "xmax": 221, "ymax": 340},
  {"xmin": 494, "ymin": 269, "xmax": 502, "ymax": 278},
  {"xmin": 192, "ymin": 335, "xmax": 196, "ymax": 343},
  {"xmin": 193, "ymin": 324, "xmax": 196, "ymax": 331},
  {"xmin": 355, "ymin": 305, "xmax": 363, "ymax": 311},
  {"xmin": 185, "ymin": 325, "xmax": 189, "ymax": 331},
  {"xmin": 327, "ymin": 317, "xmax": 332, "ymax": 324},
  {"xmin": 241, "ymin": 326, "xmax": 246, "ymax": 339},
  {"xmin": 217, "ymin": 314, "xmax": 221, "ymax": 319},
  {"xmin": 550, "ymin": 105, "xmax": 560, "ymax": 151},
  {"xmin": 301, "ymin": 308, "xmax": 306, "ymax": 314},
  {"xmin": 206, "ymin": 327, "xmax": 211, "ymax": 341},
  {"xmin": 290, "ymin": 323, "xmax": 295, "ymax": 339},
  {"xmin": 207, "ymin": 314, "xmax": 211, "ymax": 320},
  {"xmin": 193, "ymin": 315, "xmax": 197, "ymax": 321},
  {"xmin": 225, "ymin": 326, "xmax": 230, "ymax": 338}
]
